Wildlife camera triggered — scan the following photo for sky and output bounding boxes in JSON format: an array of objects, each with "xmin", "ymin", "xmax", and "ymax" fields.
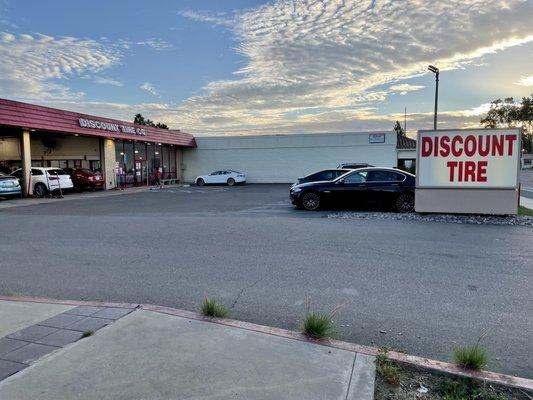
[{"xmin": 0, "ymin": 0, "xmax": 532, "ymax": 136}]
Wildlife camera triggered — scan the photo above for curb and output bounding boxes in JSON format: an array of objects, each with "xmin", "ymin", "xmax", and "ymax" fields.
[{"xmin": 1, "ymin": 295, "xmax": 531, "ymax": 391}]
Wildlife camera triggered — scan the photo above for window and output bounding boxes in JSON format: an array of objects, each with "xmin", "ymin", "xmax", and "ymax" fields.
[
  {"xmin": 333, "ymin": 171, "xmax": 348, "ymax": 179},
  {"xmin": 318, "ymin": 171, "xmax": 334, "ymax": 180},
  {"xmin": 31, "ymin": 168, "xmax": 43, "ymax": 176},
  {"xmin": 47, "ymin": 169, "xmax": 66, "ymax": 176},
  {"xmin": 135, "ymin": 142, "xmax": 146, "ymax": 161},
  {"xmin": 115, "ymin": 140, "xmax": 124, "ymax": 170},
  {"xmin": 367, "ymin": 171, "xmax": 404, "ymax": 182},
  {"xmin": 161, "ymin": 145, "xmax": 170, "ymax": 175},
  {"xmin": 168, "ymin": 147, "xmax": 176, "ymax": 176},
  {"xmin": 344, "ymin": 171, "xmax": 367, "ymax": 183},
  {"xmin": 146, "ymin": 143, "xmax": 156, "ymax": 173},
  {"xmin": 123, "ymin": 141, "xmax": 134, "ymax": 173}
]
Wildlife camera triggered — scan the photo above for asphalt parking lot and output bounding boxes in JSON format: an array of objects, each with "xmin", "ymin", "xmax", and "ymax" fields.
[{"xmin": 0, "ymin": 184, "xmax": 532, "ymax": 378}]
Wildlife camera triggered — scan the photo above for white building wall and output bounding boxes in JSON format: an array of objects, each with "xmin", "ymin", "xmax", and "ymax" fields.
[{"xmin": 183, "ymin": 132, "xmax": 397, "ymax": 183}]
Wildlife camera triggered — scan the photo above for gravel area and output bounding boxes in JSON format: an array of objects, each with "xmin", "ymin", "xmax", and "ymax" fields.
[
  {"xmin": 375, "ymin": 362, "xmax": 531, "ymax": 400},
  {"xmin": 328, "ymin": 211, "xmax": 533, "ymax": 227}
]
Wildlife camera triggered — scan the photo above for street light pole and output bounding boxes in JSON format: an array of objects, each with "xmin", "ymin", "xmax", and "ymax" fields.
[{"xmin": 428, "ymin": 65, "xmax": 439, "ymax": 130}]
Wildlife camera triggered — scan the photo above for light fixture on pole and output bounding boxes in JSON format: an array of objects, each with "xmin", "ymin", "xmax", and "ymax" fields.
[{"xmin": 428, "ymin": 65, "xmax": 439, "ymax": 130}]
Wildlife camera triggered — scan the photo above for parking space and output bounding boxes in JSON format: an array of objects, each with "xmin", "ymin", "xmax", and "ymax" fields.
[
  {"xmin": 0, "ymin": 184, "xmax": 532, "ymax": 377},
  {"xmin": 521, "ymin": 170, "xmax": 533, "ymax": 199}
]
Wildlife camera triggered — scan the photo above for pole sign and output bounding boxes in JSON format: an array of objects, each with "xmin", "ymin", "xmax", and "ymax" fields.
[{"xmin": 417, "ymin": 129, "xmax": 520, "ymax": 189}]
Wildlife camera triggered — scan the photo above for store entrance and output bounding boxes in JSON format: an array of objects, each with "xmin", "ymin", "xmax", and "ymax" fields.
[{"xmin": 134, "ymin": 159, "xmax": 147, "ymax": 186}]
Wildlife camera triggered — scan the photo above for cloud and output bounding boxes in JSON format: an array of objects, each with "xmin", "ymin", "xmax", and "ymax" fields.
[
  {"xmin": 389, "ymin": 84, "xmax": 425, "ymax": 95},
  {"xmin": 175, "ymin": 0, "xmax": 533, "ymax": 134},
  {"xmin": 36, "ymin": 96, "xmax": 496, "ymax": 138},
  {"xmin": 136, "ymin": 38, "xmax": 173, "ymax": 51},
  {"xmin": 515, "ymin": 75, "xmax": 533, "ymax": 87},
  {"xmin": 140, "ymin": 82, "xmax": 158, "ymax": 96},
  {"xmin": 93, "ymin": 76, "xmax": 123, "ymax": 87},
  {"xmin": 0, "ymin": 32, "xmax": 119, "ymax": 99},
  {"xmin": 178, "ymin": 10, "xmax": 235, "ymax": 28}
]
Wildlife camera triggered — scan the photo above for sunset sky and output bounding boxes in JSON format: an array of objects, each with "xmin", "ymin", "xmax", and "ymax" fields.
[{"xmin": 0, "ymin": 0, "xmax": 532, "ymax": 135}]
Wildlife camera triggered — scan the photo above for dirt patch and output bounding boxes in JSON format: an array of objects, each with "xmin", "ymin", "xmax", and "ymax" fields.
[{"xmin": 375, "ymin": 360, "xmax": 531, "ymax": 400}]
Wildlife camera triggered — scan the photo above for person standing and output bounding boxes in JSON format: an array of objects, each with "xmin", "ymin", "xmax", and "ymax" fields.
[{"xmin": 154, "ymin": 168, "xmax": 162, "ymax": 189}]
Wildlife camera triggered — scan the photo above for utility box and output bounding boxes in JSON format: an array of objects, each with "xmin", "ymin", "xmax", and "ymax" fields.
[{"xmin": 415, "ymin": 128, "xmax": 521, "ymax": 215}]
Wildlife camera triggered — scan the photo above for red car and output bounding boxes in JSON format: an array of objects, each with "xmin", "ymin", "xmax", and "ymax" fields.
[{"xmin": 64, "ymin": 168, "xmax": 104, "ymax": 190}]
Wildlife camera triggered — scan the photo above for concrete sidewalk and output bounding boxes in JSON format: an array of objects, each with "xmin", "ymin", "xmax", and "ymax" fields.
[
  {"xmin": 520, "ymin": 195, "xmax": 533, "ymax": 209},
  {"xmin": 0, "ymin": 300, "xmax": 375, "ymax": 400}
]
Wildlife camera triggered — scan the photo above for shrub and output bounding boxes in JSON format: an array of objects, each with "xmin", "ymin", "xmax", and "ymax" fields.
[
  {"xmin": 82, "ymin": 330, "xmax": 94, "ymax": 338},
  {"xmin": 376, "ymin": 347, "xmax": 402, "ymax": 386},
  {"xmin": 200, "ymin": 297, "xmax": 229, "ymax": 318},
  {"xmin": 454, "ymin": 344, "xmax": 488, "ymax": 371}
]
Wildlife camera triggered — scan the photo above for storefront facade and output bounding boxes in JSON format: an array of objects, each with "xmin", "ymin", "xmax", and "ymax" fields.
[{"xmin": 0, "ymin": 98, "xmax": 196, "ymax": 195}]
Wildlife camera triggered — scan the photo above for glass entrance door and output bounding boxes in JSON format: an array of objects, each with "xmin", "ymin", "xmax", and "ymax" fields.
[{"xmin": 134, "ymin": 159, "xmax": 147, "ymax": 186}]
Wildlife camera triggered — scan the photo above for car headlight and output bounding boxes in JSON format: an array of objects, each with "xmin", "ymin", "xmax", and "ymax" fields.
[{"xmin": 291, "ymin": 187, "xmax": 302, "ymax": 193}]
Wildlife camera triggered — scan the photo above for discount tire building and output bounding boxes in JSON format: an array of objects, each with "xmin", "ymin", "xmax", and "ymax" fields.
[
  {"xmin": 0, "ymin": 98, "xmax": 417, "ymax": 193},
  {"xmin": 0, "ymin": 98, "xmax": 196, "ymax": 195}
]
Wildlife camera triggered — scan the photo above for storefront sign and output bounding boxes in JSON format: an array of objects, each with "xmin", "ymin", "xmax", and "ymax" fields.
[
  {"xmin": 417, "ymin": 129, "xmax": 520, "ymax": 189},
  {"xmin": 79, "ymin": 118, "xmax": 146, "ymax": 136},
  {"xmin": 369, "ymin": 133, "xmax": 385, "ymax": 143}
]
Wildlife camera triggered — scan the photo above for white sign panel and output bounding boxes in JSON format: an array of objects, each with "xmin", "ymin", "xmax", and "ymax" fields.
[
  {"xmin": 417, "ymin": 129, "xmax": 520, "ymax": 189},
  {"xmin": 369, "ymin": 133, "xmax": 385, "ymax": 143}
]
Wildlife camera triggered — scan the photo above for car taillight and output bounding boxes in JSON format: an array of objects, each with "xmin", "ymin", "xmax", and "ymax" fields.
[{"xmin": 48, "ymin": 176, "xmax": 59, "ymax": 180}]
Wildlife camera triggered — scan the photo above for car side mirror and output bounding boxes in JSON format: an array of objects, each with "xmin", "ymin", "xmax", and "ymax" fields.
[{"xmin": 336, "ymin": 179, "xmax": 344, "ymax": 185}]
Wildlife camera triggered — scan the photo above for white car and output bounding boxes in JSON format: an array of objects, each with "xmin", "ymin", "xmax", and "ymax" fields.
[
  {"xmin": 12, "ymin": 167, "xmax": 74, "ymax": 196},
  {"xmin": 195, "ymin": 170, "xmax": 246, "ymax": 186},
  {"xmin": 0, "ymin": 172, "xmax": 21, "ymax": 197}
]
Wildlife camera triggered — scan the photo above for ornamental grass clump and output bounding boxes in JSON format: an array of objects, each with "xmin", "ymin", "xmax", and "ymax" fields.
[
  {"xmin": 453, "ymin": 334, "xmax": 489, "ymax": 371},
  {"xmin": 454, "ymin": 344, "xmax": 488, "ymax": 371},
  {"xmin": 200, "ymin": 297, "xmax": 229, "ymax": 318},
  {"xmin": 301, "ymin": 298, "xmax": 343, "ymax": 340},
  {"xmin": 302, "ymin": 312, "xmax": 335, "ymax": 339}
]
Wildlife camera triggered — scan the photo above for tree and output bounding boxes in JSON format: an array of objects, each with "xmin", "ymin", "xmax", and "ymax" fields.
[
  {"xmin": 393, "ymin": 120, "xmax": 405, "ymax": 136},
  {"xmin": 480, "ymin": 95, "xmax": 533, "ymax": 153},
  {"xmin": 134, "ymin": 113, "xmax": 145, "ymax": 125},
  {"xmin": 133, "ymin": 114, "xmax": 169, "ymax": 130}
]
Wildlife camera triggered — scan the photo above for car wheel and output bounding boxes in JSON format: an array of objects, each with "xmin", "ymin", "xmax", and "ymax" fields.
[
  {"xmin": 196, "ymin": 178, "xmax": 205, "ymax": 186},
  {"xmin": 395, "ymin": 192, "xmax": 414, "ymax": 213},
  {"xmin": 227, "ymin": 178, "xmax": 235, "ymax": 186},
  {"xmin": 34, "ymin": 183, "xmax": 48, "ymax": 197},
  {"xmin": 301, "ymin": 192, "xmax": 321, "ymax": 211}
]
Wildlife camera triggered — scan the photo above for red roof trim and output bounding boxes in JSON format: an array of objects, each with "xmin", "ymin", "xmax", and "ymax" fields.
[{"xmin": 0, "ymin": 98, "xmax": 196, "ymax": 148}]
